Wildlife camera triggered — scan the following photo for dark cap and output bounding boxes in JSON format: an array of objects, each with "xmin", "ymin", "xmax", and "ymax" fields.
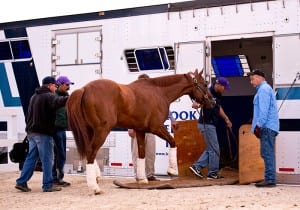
[
  {"xmin": 216, "ymin": 77, "xmax": 230, "ymax": 90},
  {"xmin": 247, "ymin": 69, "xmax": 265, "ymax": 78},
  {"xmin": 56, "ymin": 76, "xmax": 74, "ymax": 85},
  {"xmin": 42, "ymin": 76, "xmax": 56, "ymax": 85}
]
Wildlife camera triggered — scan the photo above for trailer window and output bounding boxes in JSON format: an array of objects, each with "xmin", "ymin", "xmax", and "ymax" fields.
[
  {"xmin": 211, "ymin": 55, "xmax": 250, "ymax": 77},
  {"xmin": 0, "ymin": 41, "xmax": 13, "ymax": 61},
  {"xmin": 0, "ymin": 39, "xmax": 32, "ymax": 62},
  {"xmin": 125, "ymin": 46, "xmax": 174, "ymax": 72}
]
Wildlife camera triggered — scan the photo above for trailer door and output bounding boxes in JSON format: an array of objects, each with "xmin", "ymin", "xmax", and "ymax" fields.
[
  {"xmin": 274, "ymin": 34, "xmax": 300, "ymax": 184},
  {"xmin": 175, "ymin": 41, "xmax": 205, "ymax": 74},
  {"xmin": 52, "ymin": 26, "xmax": 102, "ymax": 92}
]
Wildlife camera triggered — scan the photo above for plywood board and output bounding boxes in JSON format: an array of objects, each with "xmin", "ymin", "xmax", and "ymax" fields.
[
  {"xmin": 239, "ymin": 124, "xmax": 264, "ymax": 184},
  {"xmin": 174, "ymin": 120, "xmax": 206, "ymax": 177}
]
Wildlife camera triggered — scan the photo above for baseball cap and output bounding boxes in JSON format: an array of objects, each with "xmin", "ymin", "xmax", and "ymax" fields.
[
  {"xmin": 216, "ymin": 77, "xmax": 230, "ymax": 90},
  {"xmin": 247, "ymin": 69, "xmax": 265, "ymax": 78},
  {"xmin": 42, "ymin": 76, "xmax": 57, "ymax": 85},
  {"xmin": 56, "ymin": 76, "xmax": 74, "ymax": 85}
]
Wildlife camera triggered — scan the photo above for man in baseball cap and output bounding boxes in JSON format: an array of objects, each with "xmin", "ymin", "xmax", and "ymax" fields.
[
  {"xmin": 56, "ymin": 76, "xmax": 74, "ymax": 86},
  {"xmin": 247, "ymin": 69, "xmax": 266, "ymax": 78},
  {"xmin": 215, "ymin": 77, "xmax": 230, "ymax": 90},
  {"xmin": 42, "ymin": 76, "xmax": 57, "ymax": 85},
  {"xmin": 52, "ymin": 76, "xmax": 74, "ymax": 187}
]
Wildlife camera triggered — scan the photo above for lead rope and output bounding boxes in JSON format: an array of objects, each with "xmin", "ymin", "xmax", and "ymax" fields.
[{"xmin": 278, "ymin": 72, "xmax": 300, "ymax": 112}]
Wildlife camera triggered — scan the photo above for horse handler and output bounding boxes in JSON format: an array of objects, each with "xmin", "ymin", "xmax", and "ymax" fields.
[{"xmin": 15, "ymin": 76, "xmax": 68, "ymax": 192}]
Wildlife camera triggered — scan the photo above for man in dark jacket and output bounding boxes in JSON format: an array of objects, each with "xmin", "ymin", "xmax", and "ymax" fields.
[
  {"xmin": 15, "ymin": 76, "xmax": 68, "ymax": 192},
  {"xmin": 52, "ymin": 76, "xmax": 74, "ymax": 187}
]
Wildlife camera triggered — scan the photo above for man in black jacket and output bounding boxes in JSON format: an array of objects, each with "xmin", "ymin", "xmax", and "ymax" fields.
[{"xmin": 15, "ymin": 76, "xmax": 68, "ymax": 192}]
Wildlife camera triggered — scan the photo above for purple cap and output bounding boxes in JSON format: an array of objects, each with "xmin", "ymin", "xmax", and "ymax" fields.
[
  {"xmin": 56, "ymin": 76, "xmax": 74, "ymax": 85},
  {"xmin": 216, "ymin": 77, "xmax": 230, "ymax": 90}
]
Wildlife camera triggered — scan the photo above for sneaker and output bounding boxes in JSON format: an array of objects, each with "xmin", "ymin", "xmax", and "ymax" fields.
[
  {"xmin": 147, "ymin": 176, "xmax": 160, "ymax": 181},
  {"xmin": 54, "ymin": 180, "xmax": 71, "ymax": 187},
  {"xmin": 43, "ymin": 186, "xmax": 62, "ymax": 192},
  {"xmin": 189, "ymin": 165, "xmax": 204, "ymax": 178},
  {"xmin": 15, "ymin": 183, "xmax": 31, "ymax": 192},
  {"xmin": 207, "ymin": 173, "xmax": 224, "ymax": 179}
]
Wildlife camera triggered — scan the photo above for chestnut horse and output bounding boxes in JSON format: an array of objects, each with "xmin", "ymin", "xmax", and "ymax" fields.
[{"xmin": 66, "ymin": 69, "xmax": 214, "ymax": 194}]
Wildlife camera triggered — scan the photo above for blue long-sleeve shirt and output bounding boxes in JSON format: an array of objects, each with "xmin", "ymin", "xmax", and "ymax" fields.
[{"xmin": 251, "ymin": 81, "xmax": 279, "ymax": 133}]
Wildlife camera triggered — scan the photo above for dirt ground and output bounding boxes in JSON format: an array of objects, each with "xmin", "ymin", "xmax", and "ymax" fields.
[{"xmin": 1, "ymin": 171, "xmax": 300, "ymax": 210}]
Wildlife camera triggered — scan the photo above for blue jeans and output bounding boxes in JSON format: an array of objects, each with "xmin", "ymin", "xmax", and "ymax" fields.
[
  {"xmin": 53, "ymin": 130, "xmax": 67, "ymax": 181},
  {"xmin": 193, "ymin": 123, "xmax": 220, "ymax": 175},
  {"xmin": 260, "ymin": 127, "xmax": 277, "ymax": 183},
  {"xmin": 16, "ymin": 134, "xmax": 54, "ymax": 191}
]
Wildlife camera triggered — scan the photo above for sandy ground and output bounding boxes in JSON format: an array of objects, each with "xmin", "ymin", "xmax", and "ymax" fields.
[{"xmin": 1, "ymin": 171, "xmax": 300, "ymax": 210}]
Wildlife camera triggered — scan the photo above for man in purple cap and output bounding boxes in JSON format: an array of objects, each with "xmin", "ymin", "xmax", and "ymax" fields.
[
  {"xmin": 52, "ymin": 76, "xmax": 74, "ymax": 187},
  {"xmin": 189, "ymin": 77, "xmax": 232, "ymax": 179}
]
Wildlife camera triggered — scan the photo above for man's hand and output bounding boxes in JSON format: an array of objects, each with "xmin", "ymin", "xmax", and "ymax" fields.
[
  {"xmin": 192, "ymin": 101, "xmax": 200, "ymax": 109},
  {"xmin": 254, "ymin": 125, "xmax": 261, "ymax": 139},
  {"xmin": 171, "ymin": 120, "xmax": 178, "ymax": 131}
]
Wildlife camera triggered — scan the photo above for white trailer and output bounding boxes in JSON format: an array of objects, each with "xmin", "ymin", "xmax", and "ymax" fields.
[{"xmin": 0, "ymin": 0, "xmax": 299, "ymax": 183}]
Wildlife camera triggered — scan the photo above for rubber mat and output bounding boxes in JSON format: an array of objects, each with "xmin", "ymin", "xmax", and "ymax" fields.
[{"xmin": 113, "ymin": 167, "xmax": 238, "ymax": 189}]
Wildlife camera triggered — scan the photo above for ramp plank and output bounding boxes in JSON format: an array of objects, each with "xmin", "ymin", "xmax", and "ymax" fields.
[
  {"xmin": 239, "ymin": 124, "xmax": 264, "ymax": 184},
  {"xmin": 174, "ymin": 120, "xmax": 206, "ymax": 177}
]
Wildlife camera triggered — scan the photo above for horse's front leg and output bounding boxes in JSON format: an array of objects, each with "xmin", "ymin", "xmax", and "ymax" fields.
[
  {"xmin": 154, "ymin": 126, "xmax": 178, "ymax": 177},
  {"xmin": 135, "ymin": 131, "xmax": 148, "ymax": 184}
]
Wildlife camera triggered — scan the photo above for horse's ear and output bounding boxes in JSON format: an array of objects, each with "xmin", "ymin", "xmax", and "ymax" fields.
[
  {"xmin": 199, "ymin": 69, "xmax": 204, "ymax": 76},
  {"xmin": 194, "ymin": 69, "xmax": 199, "ymax": 75}
]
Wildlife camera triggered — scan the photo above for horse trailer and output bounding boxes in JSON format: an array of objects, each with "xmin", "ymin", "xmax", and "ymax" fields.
[{"xmin": 0, "ymin": 0, "xmax": 299, "ymax": 184}]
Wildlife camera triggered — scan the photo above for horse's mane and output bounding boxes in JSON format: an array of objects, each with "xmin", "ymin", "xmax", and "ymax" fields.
[{"xmin": 133, "ymin": 74, "xmax": 185, "ymax": 87}]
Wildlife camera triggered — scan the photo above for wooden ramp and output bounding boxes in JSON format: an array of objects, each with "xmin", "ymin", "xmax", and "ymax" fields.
[
  {"xmin": 113, "ymin": 168, "xmax": 238, "ymax": 189},
  {"xmin": 239, "ymin": 124, "xmax": 264, "ymax": 184},
  {"xmin": 114, "ymin": 120, "xmax": 238, "ymax": 189}
]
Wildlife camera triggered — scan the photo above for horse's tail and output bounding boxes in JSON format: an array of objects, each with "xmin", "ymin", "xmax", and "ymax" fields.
[{"xmin": 66, "ymin": 88, "xmax": 88, "ymax": 159}]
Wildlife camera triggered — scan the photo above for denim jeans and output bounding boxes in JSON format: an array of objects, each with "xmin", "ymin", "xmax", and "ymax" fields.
[
  {"xmin": 53, "ymin": 130, "xmax": 67, "ymax": 181},
  {"xmin": 193, "ymin": 123, "xmax": 220, "ymax": 175},
  {"xmin": 16, "ymin": 134, "xmax": 54, "ymax": 191},
  {"xmin": 260, "ymin": 127, "xmax": 277, "ymax": 183}
]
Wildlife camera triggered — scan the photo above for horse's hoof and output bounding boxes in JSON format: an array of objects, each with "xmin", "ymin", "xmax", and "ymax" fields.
[
  {"xmin": 94, "ymin": 189, "xmax": 104, "ymax": 195},
  {"xmin": 167, "ymin": 169, "xmax": 178, "ymax": 177},
  {"xmin": 136, "ymin": 179, "xmax": 148, "ymax": 184},
  {"xmin": 96, "ymin": 176, "xmax": 101, "ymax": 184}
]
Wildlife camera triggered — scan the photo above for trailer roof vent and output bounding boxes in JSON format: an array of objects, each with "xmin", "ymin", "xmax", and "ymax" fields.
[
  {"xmin": 211, "ymin": 55, "xmax": 250, "ymax": 77},
  {"xmin": 125, "ymin": 46, "xmax": 175, "ymax": 72}
]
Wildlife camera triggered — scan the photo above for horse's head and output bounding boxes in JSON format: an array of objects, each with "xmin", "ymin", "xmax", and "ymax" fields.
[{"xmin": 187, "ymin": 69, "xmax": 215, "ymax": 108}]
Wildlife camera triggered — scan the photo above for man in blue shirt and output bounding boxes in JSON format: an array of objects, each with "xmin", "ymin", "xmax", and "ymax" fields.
[{"xmin": 248, "ymin": 69, "xmax": 279, "ymax": 187}]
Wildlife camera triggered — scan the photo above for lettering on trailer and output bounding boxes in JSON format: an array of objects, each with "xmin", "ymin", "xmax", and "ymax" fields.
[{"xmin": 0, "ymin": 64, "xmax": 21, "ymax": 106}]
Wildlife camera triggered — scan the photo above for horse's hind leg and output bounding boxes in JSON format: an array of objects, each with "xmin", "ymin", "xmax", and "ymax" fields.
[
  {"xmin": 135, "ymin": 131, "xmax": 148, "ymax": 184},
  {"xmin": 86, "ymin": 128, "xmax": 109, "ymax": 195}
]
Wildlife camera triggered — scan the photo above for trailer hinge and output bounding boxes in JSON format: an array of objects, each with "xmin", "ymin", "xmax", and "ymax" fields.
[
  {"xmin": 205, "ymin": 46, "xmax": 210, "ymax": 57},
  {"xmin": 95, "ymin": 36, "xmax": 102, "ymax": 41},
  {"xmin": 51, "ymin": 39, "xmax": 59, "ymax": 45},
  {"xmin": 52, "ymin": 55, "xmax": 60, "ymax": 61}
]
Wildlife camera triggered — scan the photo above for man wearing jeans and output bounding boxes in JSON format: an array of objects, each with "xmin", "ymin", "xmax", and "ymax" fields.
[
  {"xmin": 15, "ymin": 76, "xmax": 68, "ymax": 192},
  {"xmin": 248, "ymin": 69, "xmax": 279, "ymax": 187},
  {"xmin": 189, "ymin": 77, "xmax": 232, "ymax": 179},
  {"xmin": 52, "ymin": 76, "xmax": 74, "ymax": 187}
]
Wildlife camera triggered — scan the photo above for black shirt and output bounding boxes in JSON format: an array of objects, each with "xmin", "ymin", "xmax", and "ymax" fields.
[{"xmin": 198, "ymin": 85, "xmax": 222, "ymax": 126}]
